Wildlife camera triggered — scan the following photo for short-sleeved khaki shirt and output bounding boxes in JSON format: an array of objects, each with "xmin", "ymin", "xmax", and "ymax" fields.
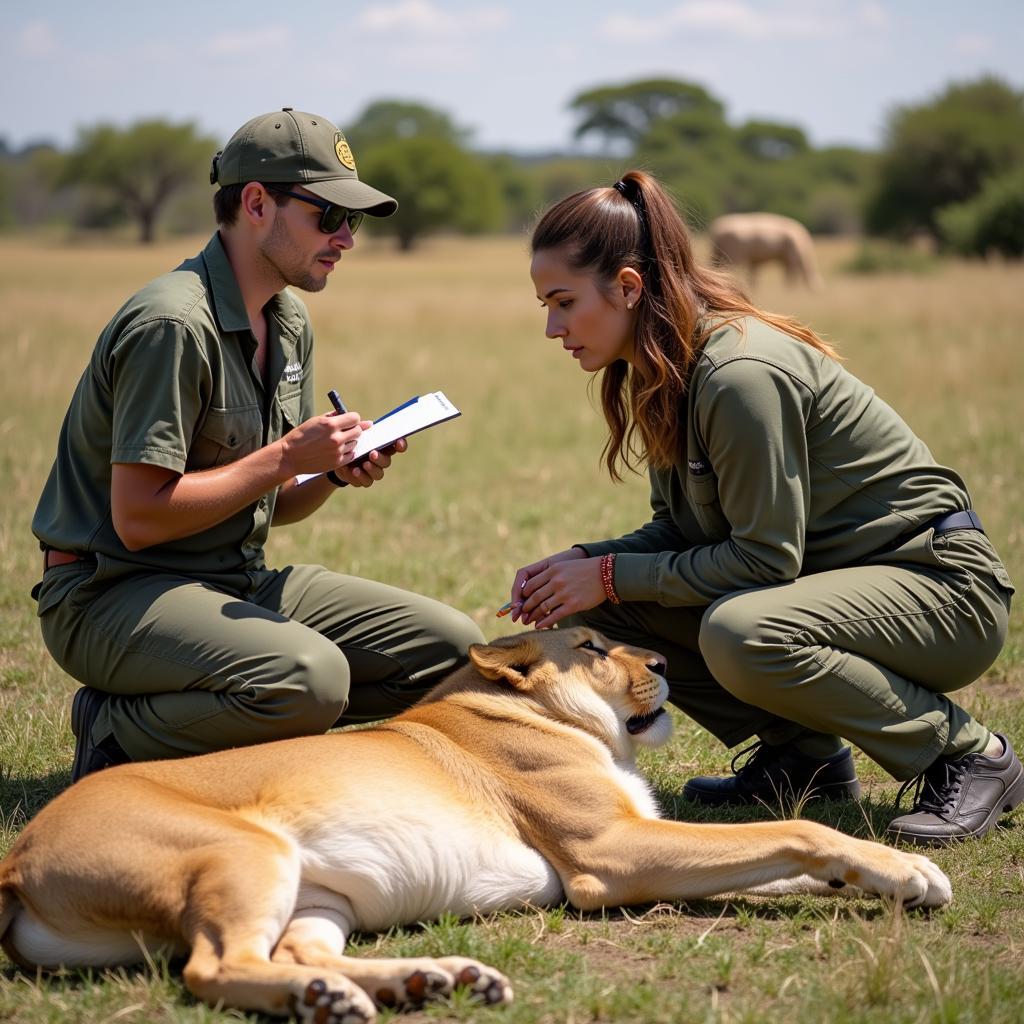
[{"xmin": 32, "ymin": 233, "xmax": 315, "ymax": 581}]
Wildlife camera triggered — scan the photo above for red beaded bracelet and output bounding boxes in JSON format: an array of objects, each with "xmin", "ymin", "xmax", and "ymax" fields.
[{"xmin": 600, "ymin": 553, "xmax": 621, "ymax": 605}]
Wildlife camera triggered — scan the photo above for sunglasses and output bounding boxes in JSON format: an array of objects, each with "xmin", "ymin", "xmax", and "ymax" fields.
[{"xmin": 265, "ymin": 186, "xmax": 364, "ymax": 235}]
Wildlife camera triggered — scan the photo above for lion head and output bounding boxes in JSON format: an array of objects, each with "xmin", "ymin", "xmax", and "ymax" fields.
[{"xmin": 465, "ymin": 627, "xmax": 671, "ymax": 758}]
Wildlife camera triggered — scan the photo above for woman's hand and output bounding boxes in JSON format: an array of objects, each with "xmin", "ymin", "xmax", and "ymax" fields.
[{"xmin": 510, "ymin": 547, "xmax": 605, "ymax": 629}]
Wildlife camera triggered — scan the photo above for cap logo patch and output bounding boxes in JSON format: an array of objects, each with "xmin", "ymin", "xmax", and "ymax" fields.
[{"xmin": 334, "ymin": 133, "xmax": 356, "ymax": 171}]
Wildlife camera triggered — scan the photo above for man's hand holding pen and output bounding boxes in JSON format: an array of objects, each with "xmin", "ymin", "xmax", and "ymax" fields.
[
  {"xmin": 324, "ymin": 389, "xmax": 407, "ymax": 489},
  {"xmin": 280, "ymin": 406, "xmax": 363, "ymax": 478}
]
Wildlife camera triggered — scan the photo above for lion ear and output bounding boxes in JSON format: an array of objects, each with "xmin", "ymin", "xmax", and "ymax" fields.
[{"xmin": 469, "ymin": 635, "xmax": 543, "ymax": 690}]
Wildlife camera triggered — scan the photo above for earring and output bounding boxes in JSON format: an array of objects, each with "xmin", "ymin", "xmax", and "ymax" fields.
[{"xmin": 627, "ymin": 302, "xmax": 634, "ymax": 310}]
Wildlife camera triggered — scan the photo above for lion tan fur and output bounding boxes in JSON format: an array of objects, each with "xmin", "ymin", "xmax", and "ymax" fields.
[{"xmin": 0, "ymin": 627, "xmax": 949, "ymax": 1022}]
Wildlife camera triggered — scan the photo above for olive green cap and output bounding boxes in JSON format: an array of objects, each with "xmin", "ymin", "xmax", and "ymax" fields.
[{"xmin": 210, "ymin": 108, "xmax": 397, "ymax": 217}]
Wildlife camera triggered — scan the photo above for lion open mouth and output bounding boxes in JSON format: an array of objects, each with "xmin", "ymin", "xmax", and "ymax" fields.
[{"xmin": 625, "ymin": 707, "xmax": 667, "ymax": 735}]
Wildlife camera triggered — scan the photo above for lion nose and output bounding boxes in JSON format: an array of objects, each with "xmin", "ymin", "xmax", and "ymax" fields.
[{"xmin": 647, "ymin": 658, "xmax": 667, "ymax": 677}]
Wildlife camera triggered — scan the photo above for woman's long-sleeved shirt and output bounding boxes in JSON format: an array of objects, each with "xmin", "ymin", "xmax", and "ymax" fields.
[{"xmin": 578, "ymin": 317, "xmax": 972, "ymax": 607}]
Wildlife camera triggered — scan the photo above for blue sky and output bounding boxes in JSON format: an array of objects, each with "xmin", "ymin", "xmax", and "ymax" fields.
[{"xmin": 2, "ymin": 1, "xmax": 1021, "ymax": 154}]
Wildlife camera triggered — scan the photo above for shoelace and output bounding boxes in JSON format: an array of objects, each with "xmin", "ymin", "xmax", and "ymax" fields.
[
  {"xmin": 895, "ymin": 756, "xmax": 973, "ymax": 819},
  {"xmin": 730, "ymin": 740, "xmax": 775, "ymax": 786}
]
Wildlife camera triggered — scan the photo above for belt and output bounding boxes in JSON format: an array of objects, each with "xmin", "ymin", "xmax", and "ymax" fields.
[
  {"xmin": 928, "ymin": 510, "xmax": 984, "ymax": 535},
  {"xmin": 42, "ymin": 547, "xmax": 89, "ymax": 571},
  {"xmin": 876, "ymin": 510, "xmax": 983, "ymax": 556}
]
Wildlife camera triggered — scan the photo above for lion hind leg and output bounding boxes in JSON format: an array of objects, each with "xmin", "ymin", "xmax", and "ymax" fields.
[
  {"xmin": 186, "ymin": 932, "xmax": 376, "ymax": 1023},
  {"xmin": 284, "ymin": 943, "xmax": 513, "ymax": 1012},
  {"xmin": 178, "ymin": 836, "xmax": 376, "ymax": 1022},
  {"xmin": 273, "ymin": 896, "xmax": 512, "ymax": 1010}
]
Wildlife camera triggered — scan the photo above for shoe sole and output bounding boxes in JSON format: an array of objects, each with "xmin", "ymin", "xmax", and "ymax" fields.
[{"xmin": 887, "ymin": 764, "xmax": 1024, "ymax": 847}]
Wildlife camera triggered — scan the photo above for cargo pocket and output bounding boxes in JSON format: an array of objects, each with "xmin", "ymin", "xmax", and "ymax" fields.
[
  {"xmin": 928, "ymin": 529, "xmax": 1014, "ymax": 598},
  {"xmin": 990, "ymin": 558, "xmax": 1016, "ymax": 595},
  {"xmin": 189, "ymin": 405, "xmax": 263, "ymax": 470},
  {"xmin": 35, "ymin": 560, "xmax": 97, "ymax": 616}
]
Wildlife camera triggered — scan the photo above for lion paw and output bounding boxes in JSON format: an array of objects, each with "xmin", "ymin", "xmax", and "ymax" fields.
[
  {"xmin": 294, "ymin": 977, "xmax": 377, "ymax": 1024},
  {"xmin": 357, "ymin": 956, "xmax": 513, "ymax": 1010},
  {"xmin": 375, "ymin": 967, "xmax": 452, "ymax": 1008},
  {"xmin": 896, "ymin": 851, "xmax": 952, "ymax": 909},
  {"xmin": 437, "ymin": 956, "xmax": 514, "ymax": 1005},
  {"xmin": 854, "ymin": 848, "xmax": 953, "ymax": 909}
]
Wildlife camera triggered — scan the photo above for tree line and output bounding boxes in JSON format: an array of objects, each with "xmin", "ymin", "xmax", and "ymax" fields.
[{"xmin": 1, "ymin": 76, "xmax": 1022, "ymax": 256}]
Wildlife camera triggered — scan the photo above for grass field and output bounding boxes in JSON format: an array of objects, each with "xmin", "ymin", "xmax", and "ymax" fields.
[{"xmin": 1, "ymin": 232, "xmax": 1022, "ymax": 1023}]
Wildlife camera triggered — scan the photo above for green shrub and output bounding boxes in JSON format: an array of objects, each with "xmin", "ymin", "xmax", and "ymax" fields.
[
  {"xmin": 937, "ymin": 169, "xmax": 1024, "ymax": 258},
  {"xmin": 805, "ymin": 185, "xmax": 863, "ymax": 235}
]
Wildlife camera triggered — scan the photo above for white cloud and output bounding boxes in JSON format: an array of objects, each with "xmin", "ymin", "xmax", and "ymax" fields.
[
  {"xmin": 601, "ymin": 1, "xmax": 845, "ymax": 42},
  {"xmin": 16, "ymin": 19, "xmax": 60, "ymax": 58},
  {"xmin": 952, "ymin": 32, "xmax": 994, "ymax": 57},
  {"xmin": 203, "ymin": 27, "xmax": 293, "ymax": 58},
  {"xmin": 357, "ymin": 0, "xmax": 510, "ymax": 36},
  {"xmin": 858, "ymin": 2, "xmax": 891, "ymax": 31}
]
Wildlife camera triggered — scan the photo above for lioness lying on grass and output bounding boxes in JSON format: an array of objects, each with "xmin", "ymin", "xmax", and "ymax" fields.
[{"xmin": 0, "ymin": 627, "xmax": 950, "ymax": 1022}]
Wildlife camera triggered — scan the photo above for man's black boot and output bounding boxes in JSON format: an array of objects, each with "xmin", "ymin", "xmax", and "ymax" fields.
[
  {"xmin": 886, "ymin": 733, "xmax": 1024, "ymax": 846},
  {"xmin": 71, "ymin": 687, "xmax": 130, "ymax": 783},
  {"xmin": 682, "ymin": 741, "xmax": 861, "ymax": 807}
]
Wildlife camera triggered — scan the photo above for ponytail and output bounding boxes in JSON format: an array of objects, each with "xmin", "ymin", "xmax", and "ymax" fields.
[{"xmin": 531, "ymin": 170, "xmax": 838, "ymax": 480}]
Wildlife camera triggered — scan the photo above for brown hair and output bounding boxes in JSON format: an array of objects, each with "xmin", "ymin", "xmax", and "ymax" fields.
[
  {"xmin": 213, "ymin": 183, "xmax": 295, "ymax": 226},
  {"xmin": 531, "ymin": 170, "xmax": 838, "ymax": 481}
]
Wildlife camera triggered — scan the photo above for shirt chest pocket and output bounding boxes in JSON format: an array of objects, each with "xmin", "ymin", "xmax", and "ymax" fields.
[
  {"xmin": 188, "ymin": 405, "xmax": 263, "ymax": 470},
  {"xmin": 687, "ymin": 470, "xmax": 731, "ymax": 541},
  {"xmin": 278, "ymin": 388, "xmax": 303, "ymax": 431}
]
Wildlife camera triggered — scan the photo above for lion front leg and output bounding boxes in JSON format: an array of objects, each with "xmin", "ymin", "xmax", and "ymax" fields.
[
  {"xmin": 789, "ymin": 825, "xmax": 952, "ymax": 908},
  {"xmin": 562, "ymin": 818, "xmax": 951, "ymax": 910}
]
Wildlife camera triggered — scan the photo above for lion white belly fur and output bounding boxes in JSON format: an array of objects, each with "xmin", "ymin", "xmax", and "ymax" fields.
[{"xmin": 285, "ymin": 740, "xmax": 661, "ymax": 933}]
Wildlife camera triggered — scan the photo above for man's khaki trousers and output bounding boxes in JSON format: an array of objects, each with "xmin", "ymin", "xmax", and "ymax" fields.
[{"xmin": 38, "ymin": 562, "xmax": 484, "ymax": 761}]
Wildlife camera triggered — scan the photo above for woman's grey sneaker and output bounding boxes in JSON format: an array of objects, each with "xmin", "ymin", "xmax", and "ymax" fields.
[
  {"xmin": 886, "ymin": 733, "xmax": 1024, "ymax": 846},
  {"xmin": 682, "ymin": 741, "xmax": 861, "ymax": 806}
]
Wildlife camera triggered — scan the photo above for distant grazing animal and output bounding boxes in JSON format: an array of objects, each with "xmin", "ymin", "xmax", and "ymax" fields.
[
  {"xmin": 710, "ymin": 212, "xmax": 823, "ymax": 288},
  {"xmin": 0, "ymin": 627, "xmax": 950, "ymax": 1023}
]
